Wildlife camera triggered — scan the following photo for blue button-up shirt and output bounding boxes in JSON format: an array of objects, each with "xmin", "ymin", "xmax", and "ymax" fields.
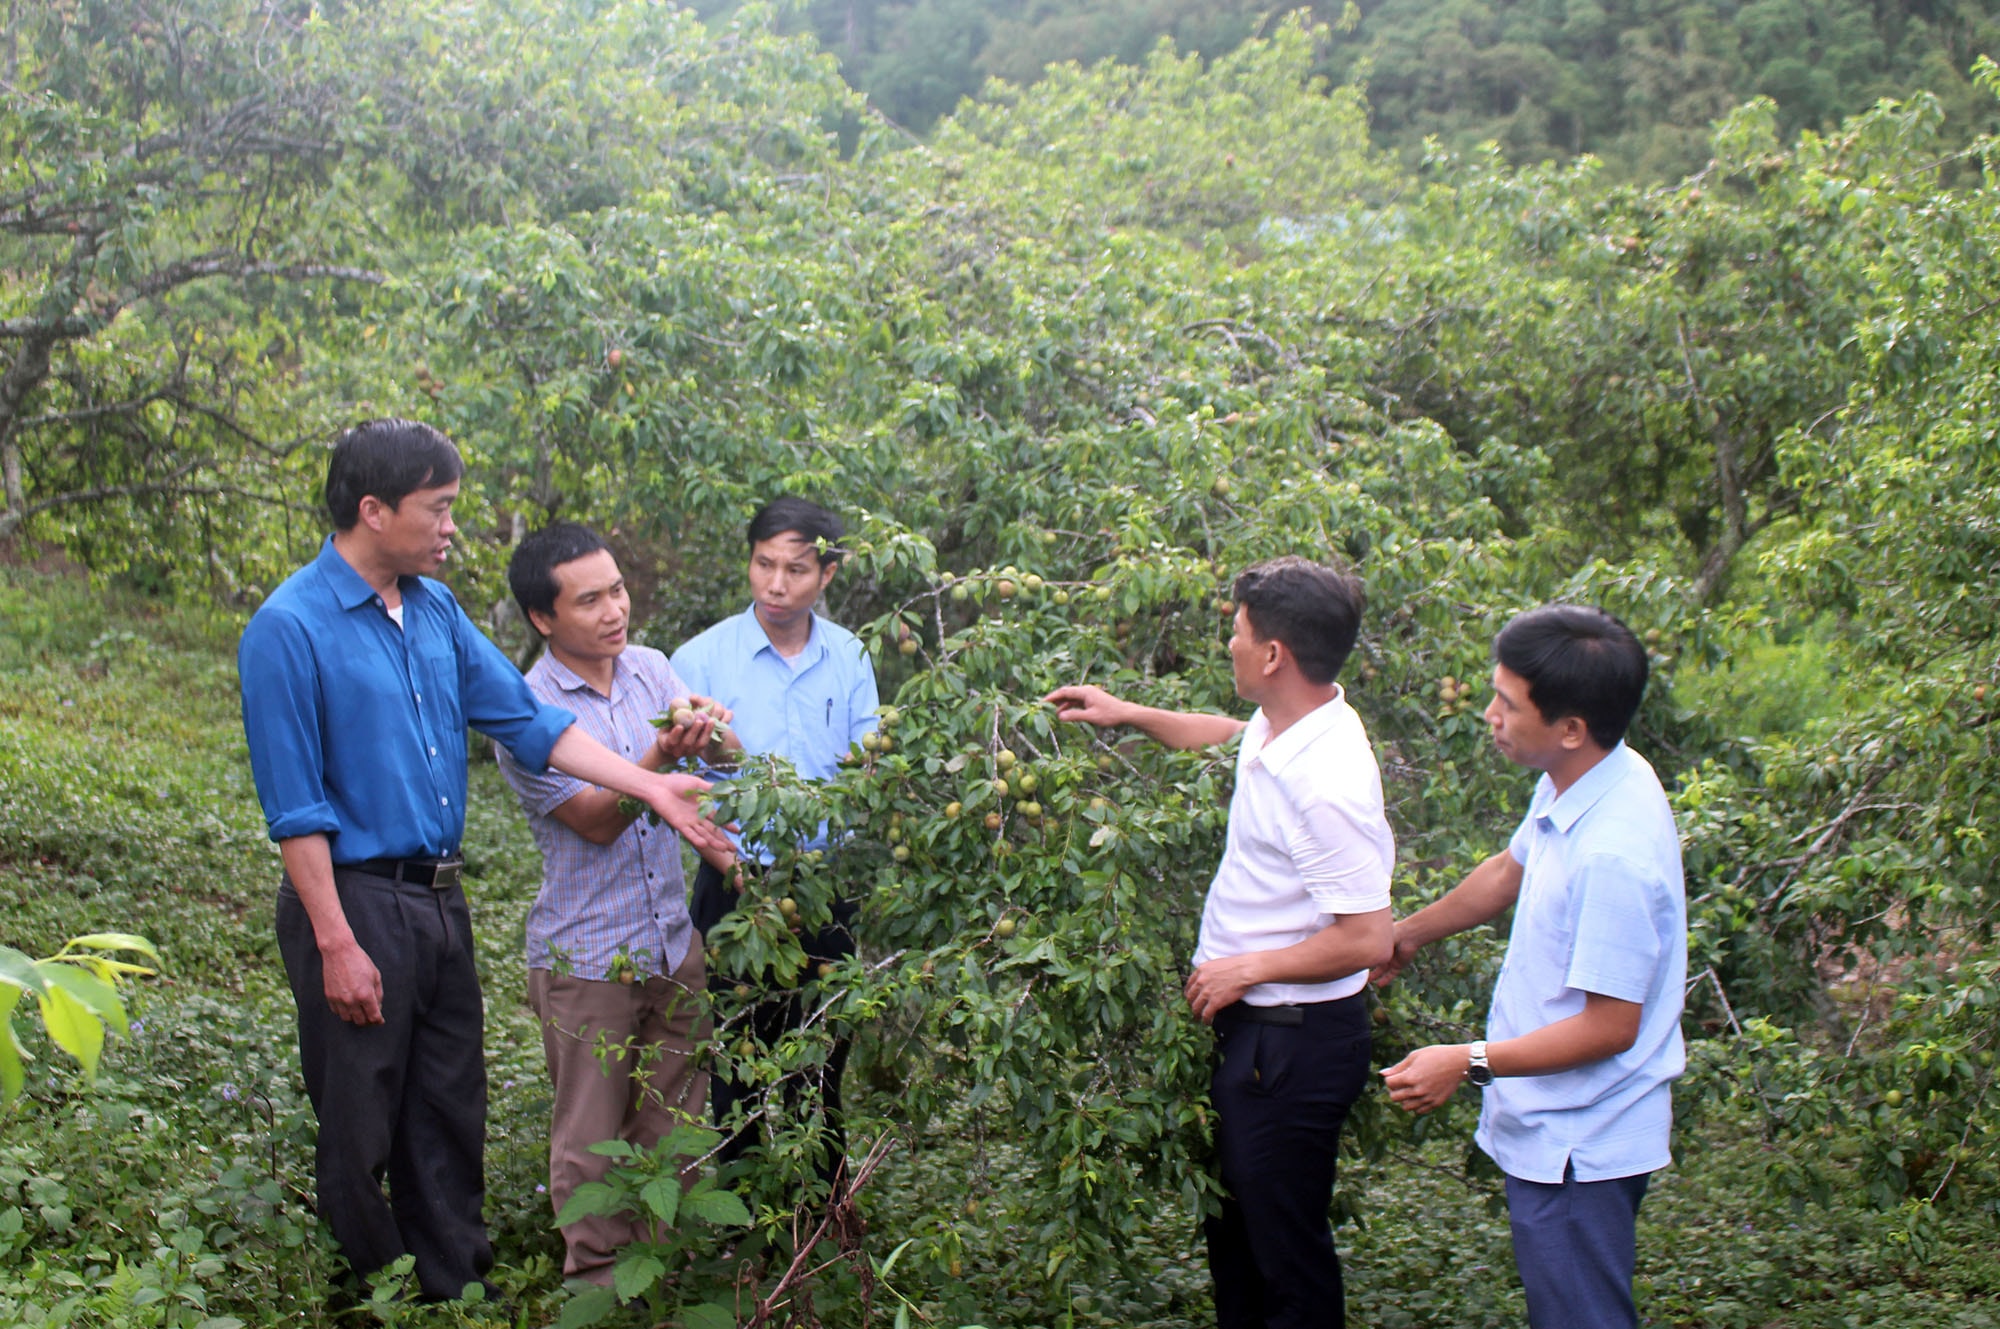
[
  {"xmin": 1477, "ymin": 742, "xmax": 1688, "ymax": 1184},
  {"xmin": 497, "ymin": 647, "xmax": 696, "ymax": 980},
  {"xmin": 670, "ymin": 603, "xmax": 878, "ymax": 853},
  {"xmin": 239, "ymin": 536, "xmax": 574, "ymax": 864}
]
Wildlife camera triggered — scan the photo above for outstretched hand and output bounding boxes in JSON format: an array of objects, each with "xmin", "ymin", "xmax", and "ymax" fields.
[
  {"xmin": 1044, "ymin": 683, "xmax": 1132, "ymax": 728},
  {"xmin": 644, "ymin": 771, "xmax": 734, "ymax": 859}
]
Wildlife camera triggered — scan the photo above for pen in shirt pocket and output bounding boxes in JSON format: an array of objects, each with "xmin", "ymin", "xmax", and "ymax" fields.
[{"xmin": 825, "ymin": 698, "xmax": 832, "ymax": 726}]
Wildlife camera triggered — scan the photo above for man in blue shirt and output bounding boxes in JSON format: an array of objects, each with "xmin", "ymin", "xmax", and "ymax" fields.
[
  {"xmin": 669, "ymin": 497, "xmax": 879, "ymax": 1176},
  {"xmin": 239, "ymin": 419, "xmax": 731, "ymax": 1302},
  {"xmin": 1377, "ymin": 604, "xmax": 1686, "ymax": 1329}
]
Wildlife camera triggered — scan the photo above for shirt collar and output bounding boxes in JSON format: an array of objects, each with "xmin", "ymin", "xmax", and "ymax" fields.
[
  {"xmin": 1247, "ymin": 687, "xmax": 1349, "ymax": 775},
  {"xmin": 1538, "ymin": 742, "xmax": 1632, "ymax": 833},
  {"xmin": 739, "ymin": 602, "xmax": 822, "ymax": 665},
  {"xmin": 534, "ymin": 649, "xmax": 625, "ymax": 699},
  {"xmin": 313, "ymin": 535, "xmax": 407, "ymax": 612}
]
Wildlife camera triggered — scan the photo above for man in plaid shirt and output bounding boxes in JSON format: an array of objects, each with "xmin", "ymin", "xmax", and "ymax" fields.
[{"xmin": 497, "ymin": 522, "xmax": 739, "ymax": 1286}]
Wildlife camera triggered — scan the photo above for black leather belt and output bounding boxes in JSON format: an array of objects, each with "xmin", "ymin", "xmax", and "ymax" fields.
[
  {"xmin": 347, "ymin": 857, "xmax": 464, "ymax": 890},
  {"xmin": 1218, "ymin": 1002, "xmax": 1305, "ymax": 1027}
]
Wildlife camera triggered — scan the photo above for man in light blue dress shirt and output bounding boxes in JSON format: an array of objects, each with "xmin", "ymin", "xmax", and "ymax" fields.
[
  {"xmin": 1378, "ymin": 604, "xmax": 1685, "ymax": 1329},
  {"xmin": 669, "ymin": 497, "xmax": 879, "ymax": 1176}
]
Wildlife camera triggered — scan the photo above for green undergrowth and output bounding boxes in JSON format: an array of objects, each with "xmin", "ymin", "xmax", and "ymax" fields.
[{"xmin": 2, "ymin": 569, "xmax": 1996, "ymax": 1327}]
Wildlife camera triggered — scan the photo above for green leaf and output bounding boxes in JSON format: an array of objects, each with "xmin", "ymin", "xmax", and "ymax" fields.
[
  {"xmin": 681, "ymin": 1186, "xmax": 751, "ymax": 1227},
  {"xmin": 60, "ymin": 934, "xmax": 161, "ymax": 963},
  {"xmin": 555, "ymin": 1181, "xmax": 623, "ymax": 1226},
  {"xmin": 877, "ymin": 1236, "xmax": 917, "ymax": 1277},
  {"xmin": 0, "ymin": 948, "xmax": 47, "ymax": 997},
  {"xmin": 639, "ymin": 1175, "xmax": 681, "ymax": 1223},
  {"xmin": 660, "ymin": 1122, "xmax": 720, "ymax": 1158},
  {"xmin": 557, "ymin": 1285, "xmax": 616, "ymax": 1329},
  {"xmin": 679, "ymin": 1303, "xmax": 736, "ymax": 1329},
  {"xmin": 36, "ymin": 986, "xmax": 105, "ymax": 1080},
  {"xmin": 0, "ymin": 989, "xmax": 28, "ymax": 1104},
  {"xmin": 613, "ymin": 1254, "xmax": 665, "ymax": 1303},
  {"xmin": 40, "ymin": 962, "xmax": 128, "ymax": 1037}
]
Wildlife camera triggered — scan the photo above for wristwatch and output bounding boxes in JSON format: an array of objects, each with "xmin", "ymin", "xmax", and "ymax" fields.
[{"xmin": 1467, "ymin": 1040, "xmax": 1493, "ymax": 1087}]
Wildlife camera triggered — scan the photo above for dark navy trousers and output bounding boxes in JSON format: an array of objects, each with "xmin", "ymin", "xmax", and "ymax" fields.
[
  {"xmin": 277, "ymin": 868, "xmax": 492, "ymax": 1301},
  {"xmin": 1506, "ymin": 1164, "xmax": 1652, "ymax": 1329},
  {"xmin": 691, "ymin": 859, "xmax": 856, "ymax": 1180},
  {"xmin": 1205, "ymin": 993, "xmax": 1372, "ymax": 1329}
]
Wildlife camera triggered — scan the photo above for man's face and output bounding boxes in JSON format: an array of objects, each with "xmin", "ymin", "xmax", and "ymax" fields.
[
  {"xmin": 748, "ymin": 532, "xmax": 836, "ymax": 634},
  {"xmin": 1227, "ymin": 605, "xmax": 1276, "ymax": 702},
  {"xmin": 367, "ymin": 479, "xmax": 459, "ymax": 577},
  {"xmin": 531, "ymin": 548, "xmax": 630, "ymax": 668},
  {"xmin": 1484, "ymin": 663, "xmax": 1572, "ymax": 771}
]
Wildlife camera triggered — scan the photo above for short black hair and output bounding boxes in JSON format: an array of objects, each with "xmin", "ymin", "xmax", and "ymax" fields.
[
  {"xmin": 1232, "ymin": 557, "xmax": 1365, "ymax": 687},
  {"xmin": 747, "ymin": 497, "xmax": 843, "ymax": 567},
  {"xmin": 1493, "ymin": 604, "xmax": 1648, "ymax": 749},
  {"xmin": 324, "ymin": 419, "xmax": 465, "ymax": 530},
  {"xmin": 508, "ymin": 522, "xmax": 611, "ymax": 625}
]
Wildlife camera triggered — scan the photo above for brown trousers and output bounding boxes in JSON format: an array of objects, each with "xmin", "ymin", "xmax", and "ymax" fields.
[{"xmin": 527, "ymin": 947, "xmax": 709, "ymax": 1282}]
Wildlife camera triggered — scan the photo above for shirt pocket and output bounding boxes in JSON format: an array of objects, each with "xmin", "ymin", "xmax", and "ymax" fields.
[{"xmin": 410, "ymin": 619, "xmax": 465, "ymax": 738}]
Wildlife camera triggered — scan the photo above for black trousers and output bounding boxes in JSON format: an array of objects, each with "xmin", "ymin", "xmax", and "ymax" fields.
[
  {"xmin": 276, "ymin": 868, "xmax": 492, "ymax": 1301},
  {"xmin": 690, "ymin": 859, "xmax": 855, "ymax": 1181},
  {"xmin": 1204, "ymin": 993, "xmax": 1372, "ymax": 1329}
]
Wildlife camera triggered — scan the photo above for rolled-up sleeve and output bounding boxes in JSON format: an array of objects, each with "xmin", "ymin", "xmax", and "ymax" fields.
[
  {"xmin": 239, "ymin": 610, "xmax": 341, "ymax": 842},
  {"xmin": 496, "ymin": 740, "xmax": 590, "ymax": 816},
  {"xmin": 450, "ymin": 602, "xmax": 573, "ymax": 773}
]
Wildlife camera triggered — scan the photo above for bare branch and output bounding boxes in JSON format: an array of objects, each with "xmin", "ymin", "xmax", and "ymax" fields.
[
  {"xmin": 0, "ymin": 455, "xmax": 214, "ymax": 537},
  {"xmin": 0, "ymin": 258, "xmax": 385, "ymax": 340}
]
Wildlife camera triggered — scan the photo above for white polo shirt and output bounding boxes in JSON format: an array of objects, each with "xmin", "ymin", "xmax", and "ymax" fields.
[{"xmin": 1192, "ymin": 690, "xmax": 1396, "ymax": 1005}]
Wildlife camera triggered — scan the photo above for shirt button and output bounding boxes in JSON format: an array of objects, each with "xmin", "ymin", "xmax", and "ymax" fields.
[
  {"xmin": 429, "ymin": 746, "xmax": 437, "ymax": 757},
  {"xmin": 415, "ymin": 692, "xmax": 423, "ymax": 704},
  {"xmin": 440, "ymin": 796, "xmax": 449, "ymax": 806}
]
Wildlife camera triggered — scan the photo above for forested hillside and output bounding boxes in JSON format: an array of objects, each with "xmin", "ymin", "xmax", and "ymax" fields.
[
  {"xmin": 708, "ymin": 0, "xmax": 2000, "ymax": 176},
  {"xmin": 4, "ymin": 3, "xmax": 1998, "ymax": 1326}
]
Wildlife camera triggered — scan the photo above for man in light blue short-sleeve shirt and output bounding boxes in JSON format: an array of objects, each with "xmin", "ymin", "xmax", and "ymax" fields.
[{"xmin": 1379, "ymin": 604, "xmax": 1685, "ymax": 1329}]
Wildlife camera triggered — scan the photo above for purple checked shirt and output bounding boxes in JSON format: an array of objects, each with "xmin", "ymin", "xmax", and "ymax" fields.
[{"xmin": 497, "ymin": 646, "xmax": 697, "ymax": 981}]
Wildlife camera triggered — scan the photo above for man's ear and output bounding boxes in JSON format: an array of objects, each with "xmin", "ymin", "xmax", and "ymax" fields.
[
  {"xmin": 1262, "ymin": 635, "xmax": 1286, "ymax": 679},
  {"xmin": 526, "ymin": 606, "xmax": 556, "ymax": 640},
  {"xmin": 816, "ymin": 559, "xmax": 839, "ymax": 594},
  {"xmin": 356, "ymin": 494, "xmax": 389, "ymax": 532},
  {"xmin": 1557, "ymin": 714, "xmax": 1592, "ymax": 750}
]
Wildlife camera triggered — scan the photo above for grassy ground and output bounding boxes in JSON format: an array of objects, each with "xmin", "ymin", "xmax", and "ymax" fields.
[{"xmin": 2, "ymin": 568, "xmax": 1996, "ymax": 1327}]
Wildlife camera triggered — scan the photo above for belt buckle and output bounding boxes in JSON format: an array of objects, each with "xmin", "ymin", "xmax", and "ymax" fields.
[{"xmin": 429, "ymin": 858, "xmax": 464, "ymax": 891}]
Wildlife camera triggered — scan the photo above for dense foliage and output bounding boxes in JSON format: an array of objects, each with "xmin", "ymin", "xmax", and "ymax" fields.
[
  {"xmin": 698, "ymin": 0, "xmax": 2000, "ymax": 176},
  {"xmin": 4, "ymin": 2, "xmax": 1999, "ymax": 1325}
]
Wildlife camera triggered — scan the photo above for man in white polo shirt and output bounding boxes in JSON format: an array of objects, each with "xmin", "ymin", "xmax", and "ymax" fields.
[{"xmin": 1047, "ymin": 556, "xmax": 1394, "ymax": 1329}]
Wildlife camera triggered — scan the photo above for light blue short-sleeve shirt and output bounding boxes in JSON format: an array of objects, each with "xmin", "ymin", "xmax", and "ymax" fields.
[
  {"xmin": 669, "ymin": 604, "xmax": 878, "ymax": 854},
  {"xmin": 1476, "ymin": 742, "xmax": 1688, "ymax": 1184}
]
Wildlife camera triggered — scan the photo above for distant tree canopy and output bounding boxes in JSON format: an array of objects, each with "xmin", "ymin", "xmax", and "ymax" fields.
[{"xmin": 702, "ymin": 0, "xmax": 2000, "ymax": 177}]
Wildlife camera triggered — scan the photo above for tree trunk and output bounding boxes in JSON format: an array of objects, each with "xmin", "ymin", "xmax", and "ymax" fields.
[
  {"xmin": 1692, "ymin": 420, "xmax": 1751, "ymax": 604},
  {"xmin": 0, "ymin": 333, "xmax": 57, "ymax": 537}
]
